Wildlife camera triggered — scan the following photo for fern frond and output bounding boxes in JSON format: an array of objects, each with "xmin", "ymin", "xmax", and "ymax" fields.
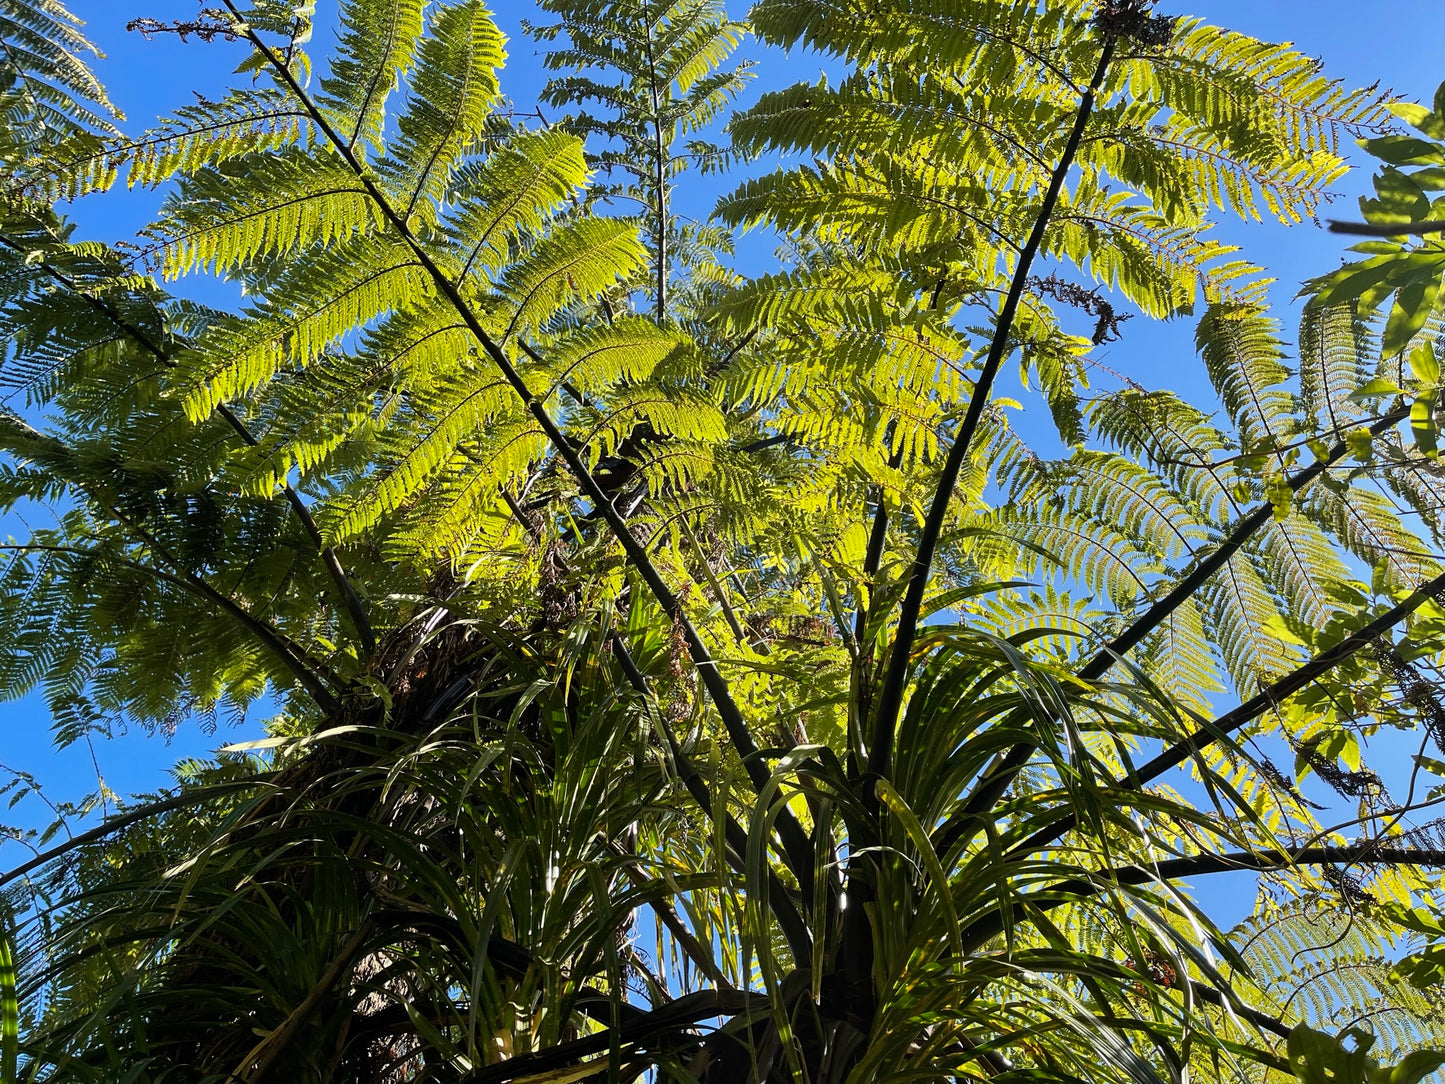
[
  {"xmin": 497, "ymin": 217, "xmax": 648, "ymax": 340},
  {"xmin": 1194, "ymin": 303, "xmax": 1299, "ymax": 453},
  {"xmin": 376, "ymin": 0, "xmax": 505, "ymax": 220},
  {"xmin": 319, "ymin": 0, "xmax": 427, "ymax": 152},
  {"xmin": 178, "ymin": 233, "xmax": 430, "ymax": 419},
  {"xmin": 446, "ymin": 129, "xmax": 590, "ymax": 285},
  {"xmin": 149, "ymin": 149, "xmax": 378, "ymax": 278},
  {"xmin": 0, "ymin": 0, "xmax": 120, "ymax": 167}
]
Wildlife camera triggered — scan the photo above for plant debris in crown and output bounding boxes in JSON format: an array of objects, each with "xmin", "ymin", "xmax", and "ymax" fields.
[
  {"xmin": 1093, "ymin": 0, "xmax": 1177, "ymax": 48},
  {"xmin": 1323, "ymin": 863, "xmax": 1376, "ymax": 906},
  {"xmin": 1293, "ymin": 734, "xmax": 1387, "ymax": 800},
  {"xmin": 126, "ymin": 10, "xmax": 237, "ymax": 43},
  {"xmin": 1029, "ymin": 274, "xmax": 1133, "ymax": 344}
]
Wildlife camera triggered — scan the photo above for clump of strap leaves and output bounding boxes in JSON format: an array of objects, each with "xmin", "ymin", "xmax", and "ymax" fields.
[{"xmin": 4, "ymin": 0, "xmax": 1445, "ymax": 1080}]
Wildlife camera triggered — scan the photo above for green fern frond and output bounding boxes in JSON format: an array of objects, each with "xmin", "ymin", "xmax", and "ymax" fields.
[
  {"xmin": 376, "ymin": 0, "xmax": 506, "ymax": 220},
  {"xmin": 498, "ymin": 217, "xmax": 648, "ymax": 340},
  {"xmin": 150, "ymin": 149, "xmax": 378, "ymax": 278},
  {"xmin": 319, "ymin": 0, "xmax": 427, "ymax": 152},
  {"xmin": 445, "ymin": 128, "xmax": 590, "ymax": 284},
  {"xmin": 1195, "ymin": 303, "xmax": 1299, "ymax": 453},
  {"xmin": 178, "ymin": 234, "xmax": 431, "ymax": 420},
  {"xmin": 0, "ymin": 0, "xmax": 120, "ymax": 175}
]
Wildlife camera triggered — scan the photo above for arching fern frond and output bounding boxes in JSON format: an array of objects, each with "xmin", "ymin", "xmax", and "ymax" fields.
[{"xmin": 0, "ymin": 0, "xmax": 119, "ymax": 173}]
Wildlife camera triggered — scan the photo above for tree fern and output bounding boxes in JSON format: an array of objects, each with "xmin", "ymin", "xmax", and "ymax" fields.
[
  {"xmin": 5, "ymin": 3, "xmax": 1445, "ymax": 1083},
  {"xmin": 527, "ymin": 0, "xmax": 754, "ymax": 319}
]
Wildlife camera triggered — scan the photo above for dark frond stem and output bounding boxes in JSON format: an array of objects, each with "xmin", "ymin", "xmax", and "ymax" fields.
[
  {"xmin": 682, "ymin": 516, "xmax": 758, "ymax": 652},
  {"xmin": 954, "ymin": 403, "xmax": 1411, "ymax": 827},
  {"xmin": 740, "ymin": 433, "xmax": 790, "ymax": 454},
  {"xmin": 1192, "ymin": 986, "xmax": 1293, "ymax": 1047},
  {"xmin": 244, "ymin": 919, "xmax": 375, "ymax": 1079},
  {"xmin": 1, "ymin": 540, "xmax": 340, "ymax": 713},
  {"xmin": 711, "ymin": 328, "xmax": 756, "ymax": 377},
  {"xmin": 961, "ymin": 843, "xmax": 1445, "ymax": 954},
  {"xmin": 222, "ymin": 8, "xmax": 816, "ymax": 893},
  {"xmin": 500, "ymin": 487, "xmax": 810, "ymax": 957},
  {"xmin": 1146, "ymin": 844, "xmax": 1445, "ymax": 879},
  {"xmin": 607, "ymin": 840, "xmax": 736, "ymax": 989},
  {"xmin": 850, "ymin": 437, "xmax": 906, "ymax": 786},
  {"xmin": 215, "ymin": 404, "xmax": 377, "ymax": 656},
  {"xmin": 609, "ymin": 635, "xmax": 813, "ymax": 960},
  {"xmin": 1000, "ymin": 565, "xmax": 1445, "ymax": 862},
  {"xmin": 0, "ymin": 231, "xmax": 377, "ymax": 658},
  {"xmin": 1078, "ymin": 403, "xmax": 1408, "ymax": 681},
  {"xmin": 1329, "ymin": 219, "xmax": 1445, "ymax": 236},
  {"xmin": 499, "ymin": 481, "xmax": 812, "ymax": 954},
  {"xmin": 853, "ymin": 428, "xmax": 905, "ymax": 645},
  {"xmin": 866, "ymin": 38, "xmax": 1118, "ymax": 782},
  {"xmin": 458, "ymin": 990, "xmax": 765, "ymax": 1084}
]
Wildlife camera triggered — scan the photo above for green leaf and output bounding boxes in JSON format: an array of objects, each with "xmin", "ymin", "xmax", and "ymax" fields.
[
  {"xmin": 1383, "ymin": 273, "xmax": 1442, "ymax": 355},
  {"xmin": 1379, "ymin": 902, "xmax": 1445, "ymax": 938},
  {"xmin": 1370, "ymin": 1050, "xmax": 1445, "ymax": 1084},
  {"xmin": 1412, "ymin": 393, "xmax": 1439, "ymax": 458},
  {"xmin": 1348, "ymin": 376, "xmax": 1404, "ymax": 401},
  {"xmin": 1363, "ymin": 168, "xmax": 1432, "ymax": 225},
  {"xmin": 1265, "ymin": 473, "xmax": 1294, "ymax": 521},
  {"xmin": 1362, "ymin": 135, "xmax": 1445, "ymax": 166},
  {"xmin": 0, "ymin": 924, "xmax": 15, "ymax": 1084},
  {"xmin": 1288, "ymin": 1025, "xmax": 1374, "ymax": 1084},
  {"xmin": 1409, "ymin": 166, "xmax": 1445, "ymax": 191},
  {"xmin": 1411, "ymin": 341, "xmax": 1441, "ymax": 384},
  {"xmin": 1414, "ymin": 755, "xmax": 1445, "ymax": 782},
  {"xmin": 1390, "ymin": 102, "xmax": 1445, "ymax": 141},
  {"xmin": 1346, "ymin": 426, "xmax": 1375, "ymax": 462},
  {"xmin": 1262, "ymin": 612, "xmax": 1310, "ymax": 646},
  {"xmin": 1392, "ymin": 946, "xmax": 1445, "ymax": 991},
  {"xmin": 1310, "ymin": 255, "xmax": 1399, "ymax": 308}
]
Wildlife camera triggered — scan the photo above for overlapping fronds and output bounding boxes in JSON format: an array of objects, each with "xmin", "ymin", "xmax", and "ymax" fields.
[
  {"xmin": 1229, "ymin": 897, "xmax": 1445, "ymax": 1063},
  {"xmin": 5, "ymin": 3, "xmax": 1445, "ymax": 1084},
  {"xmin": 0, "ymin": 0, "xmax": 119, "ymax": 171},
  {"xmin": 320, "ymin": 0, "xmax": 426, "ymax": 151},
  {"xmin": 528, "ymin": 0, "xmax": 754, "ymax": 314}
]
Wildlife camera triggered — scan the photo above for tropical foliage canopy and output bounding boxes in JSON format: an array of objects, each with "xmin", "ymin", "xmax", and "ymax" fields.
[{"xmin": 4, "ymin": 0, "xmax": 1445, "ymax": 1081}]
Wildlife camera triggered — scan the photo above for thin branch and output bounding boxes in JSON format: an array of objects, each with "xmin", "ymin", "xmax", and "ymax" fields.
[
  {"xmin": 0, "ymin": 540, "xmax": 341, "ymax": 713},
  {"xmin": 867, "ymin": 38, "xmax": 1118, "ymax": 781},
  {"xmin": 1001, "ymin": 566, "xmax": 1445, "ymax": 861},
  {"xmin": 953, "ymin": 404, "xmax": 1411, "ymax": 827},
  {"xmin": 1329, "ymin": 219, "xmax": 1445, "ymax": 237},
  {"xmin": 0, "ymin": 778, "xmax": 273, "ymax": 891},
  {"xmin": 0, "ymin": 230, "xmax": 377, "ymax": 657},
  {"xmin": 459, "ymin": 989, "xmax": 764, "ymax": 1084},
  {"xmin": 682, "ymin": 516, "xmax": 759, "ymax": 653}
]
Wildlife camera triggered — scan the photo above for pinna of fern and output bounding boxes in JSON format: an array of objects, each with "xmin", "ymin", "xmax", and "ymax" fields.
[{"xmin": 6, "ymin": 1, "xmax": 1445, "ymax": 1083}]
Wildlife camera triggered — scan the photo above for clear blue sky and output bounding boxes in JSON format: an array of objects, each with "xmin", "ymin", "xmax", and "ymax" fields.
[{"xmin": 4, "ymin": 1, "xmax": 1444, "ymax": 913}]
